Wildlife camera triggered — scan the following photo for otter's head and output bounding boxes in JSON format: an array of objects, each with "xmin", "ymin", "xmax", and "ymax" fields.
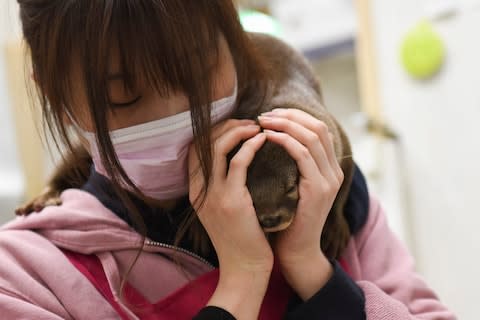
[{"xmin": 246, "ymin": 140, "xmax": 299, "ymax": 232}]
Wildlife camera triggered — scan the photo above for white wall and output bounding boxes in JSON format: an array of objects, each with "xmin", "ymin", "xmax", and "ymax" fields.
[
  {"xmin": 0, "ymin": 1, "xmax": 23, "ymax": 223},
  {"xmin": 370, "ymin": 0, "xmax": 480, "ymax": 318}
]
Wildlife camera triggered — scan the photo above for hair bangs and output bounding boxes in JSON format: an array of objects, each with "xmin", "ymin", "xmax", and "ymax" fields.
[{"xmin": 105, "ymin": 1, "xmax": 222, "ymax": 103}]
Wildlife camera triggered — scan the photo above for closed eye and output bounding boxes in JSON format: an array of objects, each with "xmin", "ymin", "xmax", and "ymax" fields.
[{"xmin": 109, "ymin": 95, "xmax": 142, "ymax": 109}]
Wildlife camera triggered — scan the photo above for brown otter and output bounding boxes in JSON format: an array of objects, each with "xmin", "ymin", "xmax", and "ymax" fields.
[{"xmin": 15, "ymin": 34, "xmax": 354, "ymax": 258}]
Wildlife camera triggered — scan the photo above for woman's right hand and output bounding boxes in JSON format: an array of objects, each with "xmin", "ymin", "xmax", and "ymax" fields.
[{"xmin": 188, "ymin": 119, "xmax": 273, "ymax": 319}]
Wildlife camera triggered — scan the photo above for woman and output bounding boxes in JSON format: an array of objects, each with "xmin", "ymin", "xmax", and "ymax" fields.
[{"xmin": 0, "ymin": 1, "xmax": 455, "ymax": 319}]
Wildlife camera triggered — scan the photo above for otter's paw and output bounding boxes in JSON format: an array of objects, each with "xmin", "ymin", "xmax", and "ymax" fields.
[{"xmin": 15, "ymin": 188, "xmax": 63, "ymax": 216}]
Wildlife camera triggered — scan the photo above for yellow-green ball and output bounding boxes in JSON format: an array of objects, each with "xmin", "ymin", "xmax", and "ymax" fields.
[
  {"xmin": 239, "ymin": 9, "xmax": 282, "ymax": 37},
  {"xmin": 401, "ymin": 21, "xmax": 445, "ymax": 79}
]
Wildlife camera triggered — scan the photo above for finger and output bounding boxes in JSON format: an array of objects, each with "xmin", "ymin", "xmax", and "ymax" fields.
[
  {"xmin": 261, "ymin": 108, "xmax": 325, "ymax": 133},
  {"xmin": 258, "ymin": 115, "xmax": 335, "ymax": 181},
  {"xmin": 189, "ymin": 120, "xmax": 255, "ymax": 176},
  {"xmin": 260, "ymin": 109, "xmax": 340, "ymax": 178},
  {"xmin": 189, "ymin": 121, "xmax": 259, "ymax": 196},
  {"xmin": 227, "ymin": 133, "xmax": 267, "ymax": 186},
  {"xmin": 212, "ymin": 119, "xmax": 257, "ymax": 141},
  {"xmin": 263, "ymin": 129, "xmax": 322, "ymax": 181},
  {"xmin": 213, "ymin": 124, "xmax": 261, "ymax": 178}
]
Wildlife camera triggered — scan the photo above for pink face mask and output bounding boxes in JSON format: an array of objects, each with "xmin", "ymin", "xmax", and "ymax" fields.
[{"xmin": 81, "ymin": 81, "xmax": 238, "ymax": 200}]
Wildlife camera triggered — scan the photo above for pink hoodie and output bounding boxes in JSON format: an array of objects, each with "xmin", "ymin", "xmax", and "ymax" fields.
[{"xmin": 0, "ymin": 189, "xmax": 456, "ymax": 319}]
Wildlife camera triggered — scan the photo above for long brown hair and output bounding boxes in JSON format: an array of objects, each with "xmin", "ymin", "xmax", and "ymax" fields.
[
  {"xmin": 18, "ymin": 0, "xmax": 266, "ymax": 244},
  {"xmin": 17, "ymin": 0, "xmax": 268, "ymax": 302}
]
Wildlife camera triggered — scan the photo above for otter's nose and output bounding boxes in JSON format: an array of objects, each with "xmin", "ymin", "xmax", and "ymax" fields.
[{"xmin": 259, "ymin": 215, "xmax": 282, "ymax": 228}]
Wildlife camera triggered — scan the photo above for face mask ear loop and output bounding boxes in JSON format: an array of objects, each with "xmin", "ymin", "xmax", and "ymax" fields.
[{"xmin": 211, "ymin": 73, "xmax": 238, "ymax": 120}]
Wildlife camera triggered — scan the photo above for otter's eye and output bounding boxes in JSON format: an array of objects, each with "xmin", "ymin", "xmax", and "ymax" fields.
[{"xmin": 286, "ymin": 184, "xmax": 298, "ymax": 194}]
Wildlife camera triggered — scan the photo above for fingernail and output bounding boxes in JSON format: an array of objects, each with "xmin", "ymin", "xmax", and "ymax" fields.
[
  {"xmin": 263, "ymin": 129, "xmax": 277, "ymax": 135},
  {"xmin": 255, "ymin": 132, "xmax": 266, "ymax": 140},
  {"xmin": 258, "ymin": 115, "xmax": 274, "ymax": 122},
  {"xmin": 260, "ymin": 111, "xmax": 275, "ymax": 117},
  {"xmin": 271, "ymin": 108, "xmax": 285, "ymax": 114}
]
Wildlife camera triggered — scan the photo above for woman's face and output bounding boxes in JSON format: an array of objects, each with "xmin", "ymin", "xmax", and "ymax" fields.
[{"xmin": 69, "ymin": 36, "xmax": 237, "ymax": 133}]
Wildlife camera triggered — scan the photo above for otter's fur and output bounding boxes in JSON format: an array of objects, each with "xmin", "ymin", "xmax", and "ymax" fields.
[{"xmin": 233, "ymin": 34, "xmax": 354, "ymax": 257}]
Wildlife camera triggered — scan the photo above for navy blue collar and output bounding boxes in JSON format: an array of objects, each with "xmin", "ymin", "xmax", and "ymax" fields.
[
  {"xmin": 344, "ymin": 164, "xmax": 370, "ymax": 234},
  {"xmin": 81, "ymin": 168, "xmax": 194, "ymax": 248}
]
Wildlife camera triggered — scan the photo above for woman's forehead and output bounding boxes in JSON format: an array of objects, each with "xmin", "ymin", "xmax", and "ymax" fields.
[
  {"xmin": 104, "ymin": 35, "xmax": 236, "ymax": 92},
  {"xmin": 106, "ymin": 34, "xmax": 230, "ymax": 72}
]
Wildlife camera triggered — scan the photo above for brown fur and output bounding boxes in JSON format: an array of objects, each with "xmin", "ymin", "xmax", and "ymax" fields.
[
  {"xmin": 16, "ymin": 34, "xmax": 354, "ymax": 259},
  {"xmin": 233, "ymin": 34, "xmax": 354, "ymax": 258}
]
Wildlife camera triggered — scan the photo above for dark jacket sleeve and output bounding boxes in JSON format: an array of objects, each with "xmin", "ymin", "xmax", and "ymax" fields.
[
  {"xmin": 193, "ymin": 306, "xmax": 236, "ymax": 320},
  {"xmin": 284, "ymin": 261, "xmax": 366, "ymax": 319}
]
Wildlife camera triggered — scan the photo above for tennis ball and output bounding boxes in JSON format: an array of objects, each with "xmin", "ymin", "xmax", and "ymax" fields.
[{"xmin": 401, "ymin": 20, "xmax": 445, "ymax": 79}]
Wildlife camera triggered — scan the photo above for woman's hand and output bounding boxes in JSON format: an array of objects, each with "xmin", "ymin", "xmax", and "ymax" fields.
[
  {"xmin": 258, "ymin": 109, "xmax": 344, "ymax": 301},
  {"xmin": 188, "ymin": 119, "xmax": 273, "ymax": 319}
]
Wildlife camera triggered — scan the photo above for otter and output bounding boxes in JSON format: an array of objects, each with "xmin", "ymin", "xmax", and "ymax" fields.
[{"xmin": 15, "ymin": 34, "xmax": 354, "ymax": 258}]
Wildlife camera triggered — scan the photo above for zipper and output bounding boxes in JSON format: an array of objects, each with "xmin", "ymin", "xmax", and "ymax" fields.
[{"xmin": 144, "ymin": 239, "xmax": 215, "ymax": 269}]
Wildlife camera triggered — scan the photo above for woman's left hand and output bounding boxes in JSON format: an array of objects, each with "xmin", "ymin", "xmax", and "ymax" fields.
[{"xmin": 258, "ymin": 108, "xmax": 344, "ymax": 301}]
